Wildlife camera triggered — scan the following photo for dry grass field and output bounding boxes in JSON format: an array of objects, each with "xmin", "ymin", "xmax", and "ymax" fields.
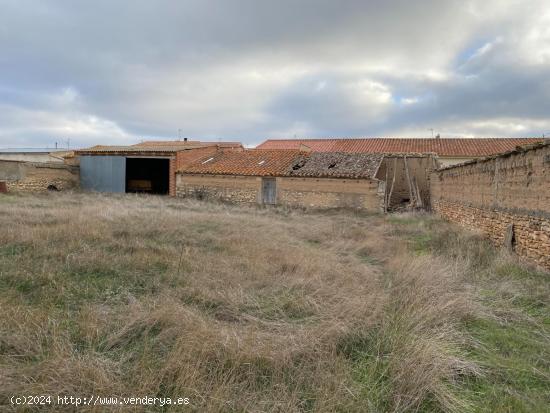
[{"xmin": 0, "ymin": 192, "xmax": 548, "ymax": 412}]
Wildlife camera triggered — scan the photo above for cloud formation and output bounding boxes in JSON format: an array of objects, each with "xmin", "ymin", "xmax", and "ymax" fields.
[{"xmin": 0, "ymin": 0, "xmax": 549, "ymax": 148}]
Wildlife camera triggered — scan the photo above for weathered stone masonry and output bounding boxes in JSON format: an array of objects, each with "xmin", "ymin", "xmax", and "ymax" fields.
[
  {"xmin": 0, "ymin": 160, "xmax": 79, "ymax": 192},
  {"xmin": 431, "ymin": 142, "xmax": 550, "ymax": 270},
  {"xmin": 176, "ymin": 174, "xmax": 260, "ymax": 203},
  {"xmin": 176, "ymin": 174, "xmax": 384, "ymax": 210}
]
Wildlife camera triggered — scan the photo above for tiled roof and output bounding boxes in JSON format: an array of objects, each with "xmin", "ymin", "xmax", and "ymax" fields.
[
  {"xmin": 76, "ymin": 145, "xmax": 207, "ymax": 154},
  {"xmin": 257, "ymin": 138, "xmax": 544, "ymax": 157},
  {"xmin": 437, "ymin": 140, "xmax": 550, "ymax": 171},
  {"xmin": 180, "ymin": 149, "xmax": 306, "ymax": 176},
  {"xmin": 176, "ymin": 146, "xmax": 226, "ymax": 170},
  {"xmin": 133, "ymin": 140, "xmax": 242, "ymax": 148},
  {"xmin": 180, "ymin": 149, "xmax": 383, "ymax": 179},
  {"xmin": 76, "ymin": 141, "xmax": 242, "ymax": 155},
  {"xmin": 288, "ymin": 152, "xmax": 383, "ymax": 179}
]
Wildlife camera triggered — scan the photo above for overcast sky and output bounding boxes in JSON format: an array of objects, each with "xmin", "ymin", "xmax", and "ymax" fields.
[{"xmin": 1, "ymin": 0, "xmax": 549, "ymax": 148}]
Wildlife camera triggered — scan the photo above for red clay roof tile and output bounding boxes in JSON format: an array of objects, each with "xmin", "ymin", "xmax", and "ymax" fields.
[
  {"xmin": 256, "ymin": 138, "xmax": 544, "ymax": 157},
  {"xmin": 180, "ymin": 149, "xmax": 305, "ymax": 176},
  {"xmin": 134, "ymin": 140, "xmax": 242, "ymax": 148}
]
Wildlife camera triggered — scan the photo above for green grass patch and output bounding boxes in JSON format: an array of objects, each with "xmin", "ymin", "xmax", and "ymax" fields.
[
  {"xmin": 461, "ymin": 317, "xmax": 550, "ymax": 412},
  {"xmin": 0, "ymin": 242, "xmax": 31, "ymax": 257},
  {"xmin": 495, "ymin": 262, "xmax": 548, "ymax": 281}
]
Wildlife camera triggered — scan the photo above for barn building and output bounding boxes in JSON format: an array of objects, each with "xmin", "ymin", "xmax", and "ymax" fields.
[{"xmin": 75, "ymin": 141, "xmax": 242, "ymax": 195}]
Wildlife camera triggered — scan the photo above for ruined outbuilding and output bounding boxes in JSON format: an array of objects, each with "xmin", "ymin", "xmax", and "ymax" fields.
[{"xmin": 177, "ymin": 149, "xmax": 392, "ymax": 210}]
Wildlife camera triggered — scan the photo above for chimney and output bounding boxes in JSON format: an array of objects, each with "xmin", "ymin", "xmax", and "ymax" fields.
[
  {"xmin": 184, "ymin": 137, "xmax": 188, "ymax": 142},
  {"xmin": 435, "ymin": 134, "xmax": 440, "ymax": 139}
]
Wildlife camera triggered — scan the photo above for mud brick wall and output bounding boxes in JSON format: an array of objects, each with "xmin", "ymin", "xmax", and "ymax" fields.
[
  {"xmin": 0, "ymin": 160, "xmax": 79, "ymax": 192},
  {"xmin": 277, "ymin": 177, "xmax": 382, "ymax": 210},
  {"xmin": 431, "ymin": 143, "xmax": 550, "ymax": 270}
]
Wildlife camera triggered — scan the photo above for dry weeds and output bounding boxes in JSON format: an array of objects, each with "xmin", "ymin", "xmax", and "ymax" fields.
[{"xmin": 0, "ymin": 193, "xmax": 547, "ymax": 412}]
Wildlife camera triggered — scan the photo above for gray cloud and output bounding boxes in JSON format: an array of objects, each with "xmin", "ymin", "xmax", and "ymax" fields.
[{"xmin": 0, "ymin": 0, "xmax": 549, "ymax": 148}]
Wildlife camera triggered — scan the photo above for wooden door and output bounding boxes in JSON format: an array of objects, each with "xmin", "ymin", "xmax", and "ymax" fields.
[{"xmin": 262, "ymin": 178, "xmax": 277, "ymax": 204}]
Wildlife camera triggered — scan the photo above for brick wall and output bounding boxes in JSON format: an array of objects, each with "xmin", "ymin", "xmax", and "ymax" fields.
[
  {"xmin": 0, "ymin": 160, "xmax": 79, "ymax": 192},
  {"xmin": 176, "ymin": 173, "xmax": 383, "ymax": 210},
  {"xmin": 169, "ymin": 157, "xmax": 176, "ymax": 196},
  {"xmin": 431, "ymin": 142, "xmax": 550, "ymax": 270}
]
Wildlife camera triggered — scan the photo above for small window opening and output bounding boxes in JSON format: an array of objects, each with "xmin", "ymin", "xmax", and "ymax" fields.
[
  {"xmin": 47, "ymin": 185, "xmax": 59, "ymax": 191},
  {"xmin": 327, "ymin": 162, "xmax": 337, "ymax": 169}
]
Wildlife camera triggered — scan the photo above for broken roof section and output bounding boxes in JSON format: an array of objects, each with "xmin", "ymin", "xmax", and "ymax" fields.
[
  {"xmin": 180, "ymin": 149, "xmax": 384, "ymax": 179},
  {"xmin": 288, "ymin": 152, "xmax": 383, "ymax": 179}
]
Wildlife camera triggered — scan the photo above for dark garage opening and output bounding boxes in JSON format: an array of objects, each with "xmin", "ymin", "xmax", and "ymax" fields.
[{"xmin": 126, "ymin": 158, "xmax": 170, "ymax": 195}]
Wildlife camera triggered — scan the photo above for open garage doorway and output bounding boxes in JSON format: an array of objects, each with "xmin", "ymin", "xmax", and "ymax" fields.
[{"xmin": 126, "ymin": 158, "xmax": 170, "ymax": 195}]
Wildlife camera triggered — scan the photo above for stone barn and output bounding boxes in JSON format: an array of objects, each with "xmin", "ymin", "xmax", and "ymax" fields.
[{"xmin": 177, "ymin": 149, "xmax": 386, "ymax": 210}]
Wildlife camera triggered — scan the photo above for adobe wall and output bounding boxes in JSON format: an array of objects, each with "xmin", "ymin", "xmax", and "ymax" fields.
[
  {"xmin": 430, "ymin": 143, "xmax": 550, "ymax": 270},
  {"xmin": 277, "ymin": 177, "xmax": 382, "ymax": 210},
  {"xmin": 176, "ymin": 173, "xmax": 383, "ymax": 210},
  {"xmin": 0, "ymin": 160, "xmax": 80, "ymax": 192}
]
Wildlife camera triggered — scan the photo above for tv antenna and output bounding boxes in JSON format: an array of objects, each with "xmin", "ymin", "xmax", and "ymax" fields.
[{"xmin": 428, "ymin": 128, "xmax": 434, "ymax": 138}]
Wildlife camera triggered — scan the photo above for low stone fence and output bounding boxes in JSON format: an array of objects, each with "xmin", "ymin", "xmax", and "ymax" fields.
[
  {"xmin": 0, "ymin": 160, "xmax": 79, "ymax": 192},
  {"xmin": 433, "ymin": 200, "xmax": 550, "ymax": 270}
]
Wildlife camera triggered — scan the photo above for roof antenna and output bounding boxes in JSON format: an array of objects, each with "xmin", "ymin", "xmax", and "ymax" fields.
[
  {"xmin": 178, "ymin": 128, "xmax": 182, "ymax": 140},
  {"xmin": 428, "ymin": 128, "xmax": 434, "ymax": 138}
]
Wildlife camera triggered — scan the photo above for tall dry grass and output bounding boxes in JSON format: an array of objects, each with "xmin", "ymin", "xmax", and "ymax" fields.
[{"xmin": 0, "ymin": 193, "xmax": 487, "ymax": 412}]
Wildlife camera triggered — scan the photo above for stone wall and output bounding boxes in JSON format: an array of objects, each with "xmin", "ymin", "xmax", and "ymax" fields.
[
  {"xmin": 176, "ymin": 174, "xmax": 260, "ymax": 203},
  {"xmin": 431, "ymin": 142, "xmax": 550, "ymax": 270},
  {"xmin": 0, "ymin": 160, "xmax": 79, "ymax": 192},
  {"xmin": 176, "ymin": 173, "xmax": 383, "ymax": 210}
]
